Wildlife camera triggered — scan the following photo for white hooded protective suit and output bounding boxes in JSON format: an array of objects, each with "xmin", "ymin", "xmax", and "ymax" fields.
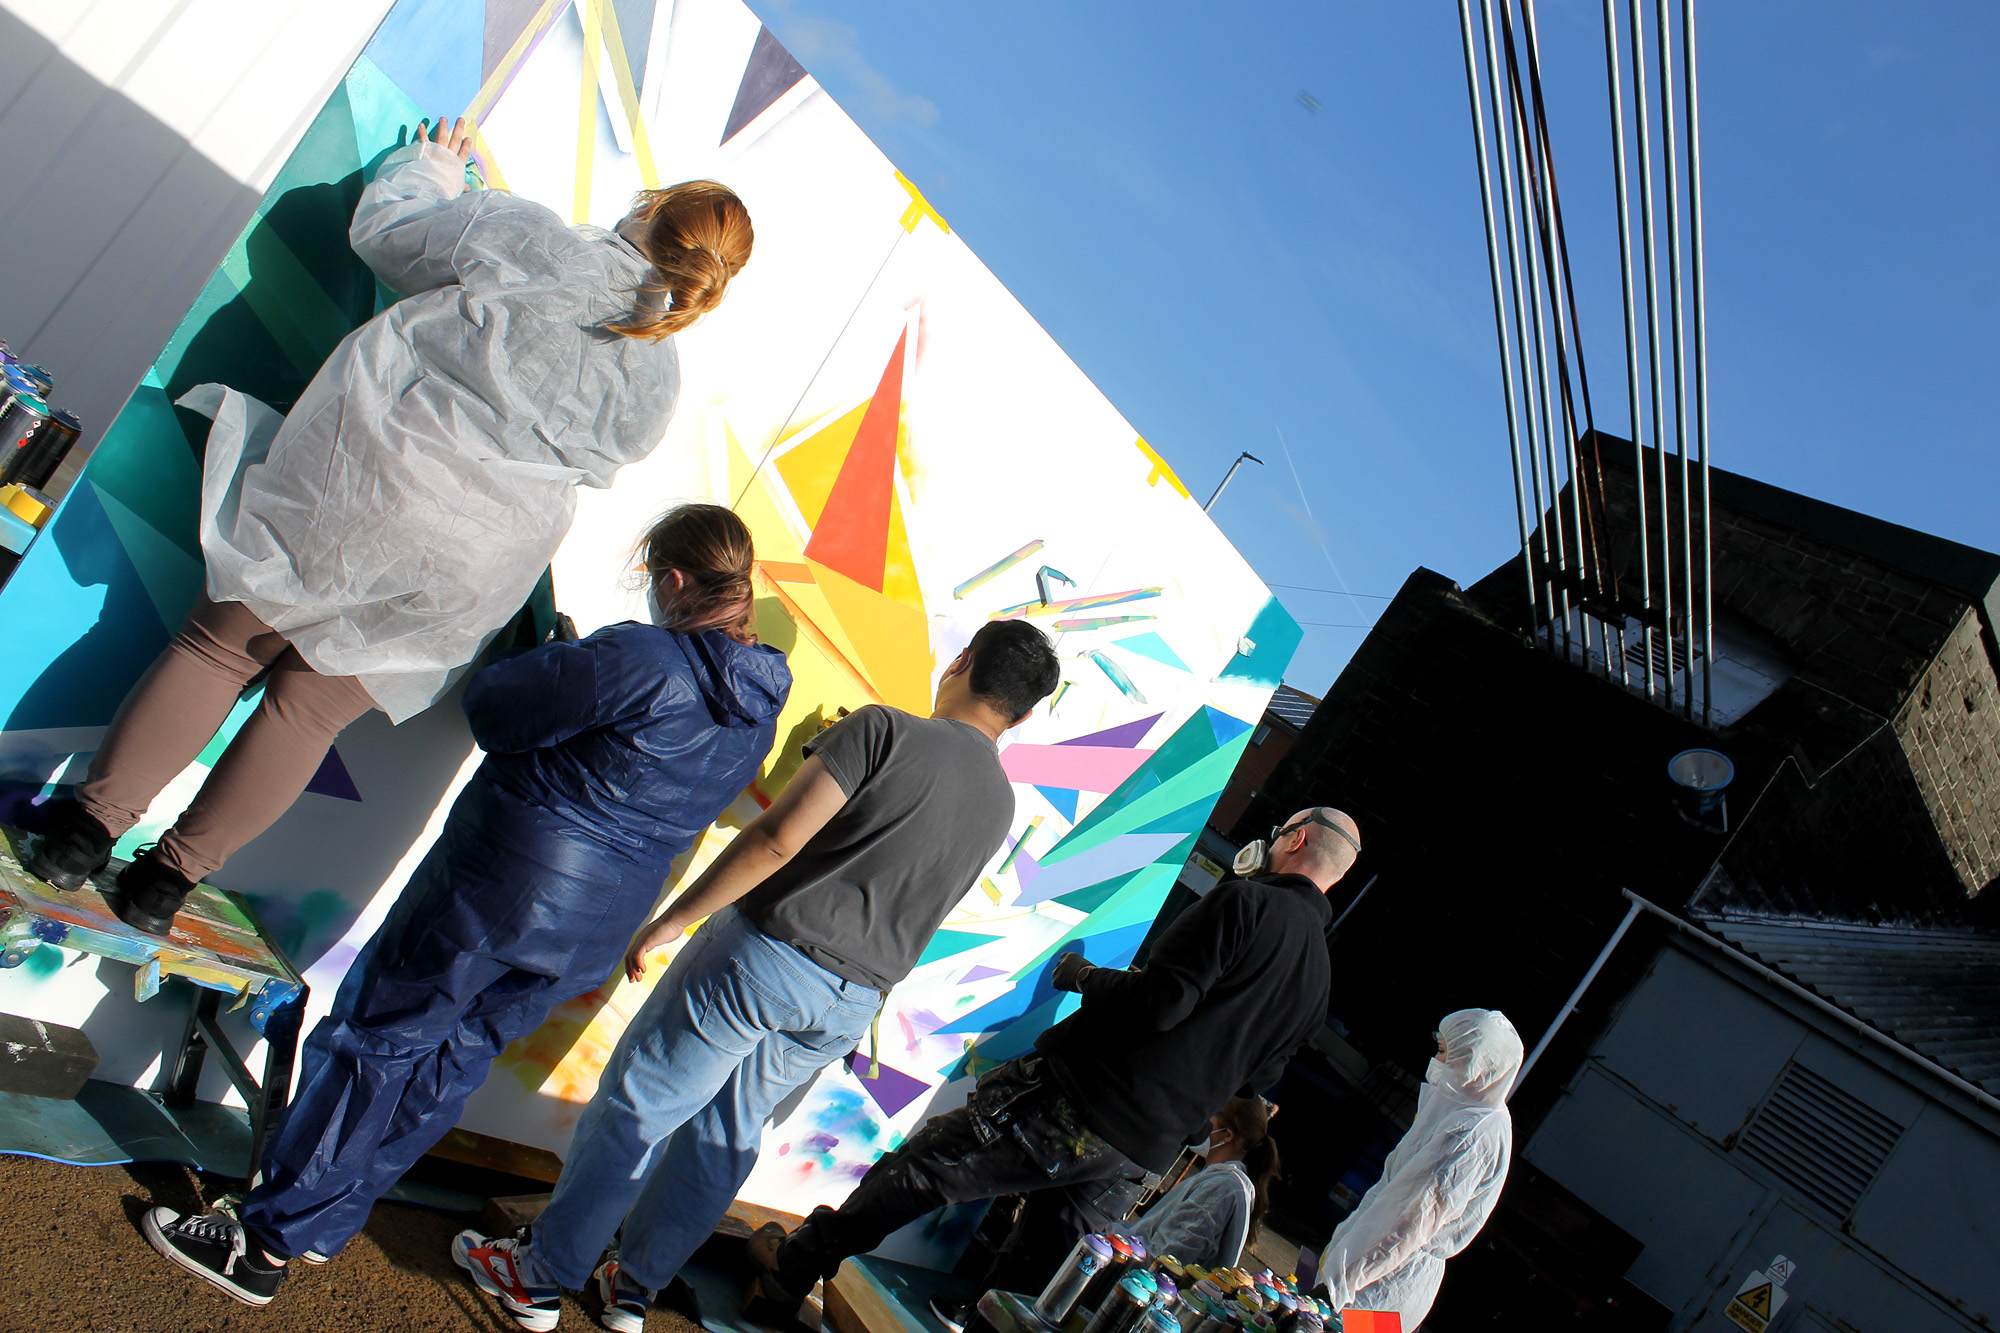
[
  {"xmin": 188, "ymin": 139, "xmax": 681, "ymax": 723},
  {"xmin": 1318, "ymin": 1009, "xmax": 1523, "ymax": 1330}
]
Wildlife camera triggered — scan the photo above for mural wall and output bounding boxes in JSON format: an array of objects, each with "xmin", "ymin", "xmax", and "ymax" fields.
[{"xmin": 0, "ymin": 0, "xmax": 1298, "ymax": 1224}]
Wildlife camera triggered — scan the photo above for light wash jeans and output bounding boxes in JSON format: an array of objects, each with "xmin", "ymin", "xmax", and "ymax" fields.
[{"xmin": 528, "ymin": 905, "xmax": 882, "ymax": 1292}]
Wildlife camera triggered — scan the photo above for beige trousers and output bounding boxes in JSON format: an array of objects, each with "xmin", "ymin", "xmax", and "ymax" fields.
[{"xmin": 77, "ymin": 594, "xmax": 376, "ymax": 882}]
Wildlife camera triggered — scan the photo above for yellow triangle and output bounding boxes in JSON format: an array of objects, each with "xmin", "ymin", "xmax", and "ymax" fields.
[
  {"xmin": 810, "ymin": 558, "xmax": 934, "ymax": 713},
  {"xmin": 883, "ymin": 475, "xmax": 922, "ymax": 608},
  {"xmin": 729, "ymin": 428, "xmax": 808, "ymax": 567},
  {"xmin": 775, "ymin": 401, "xmax": 869, "ymax": 528}
]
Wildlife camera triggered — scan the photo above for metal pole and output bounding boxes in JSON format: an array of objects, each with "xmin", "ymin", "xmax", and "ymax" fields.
[
  {"xmin": 1457, "ymin": 0, "xmax": 1541, "ymax": 624},
  {"xmin": 1628, "ymin": 0, "xmax": 1675, "ymax": 709},
  {"xmin": 1513, "ymin": 897, "xmax": 1644, "ymax": 1095},
  {"xmin": 1603, "ymin": 0, "xmax": 1654, "ymax": 702},
  {"xmin": 1203, "ymin": 451, "xmax": 1263, "ymax": 511},
  {"xmin": 1328, "ymin": 873, "xmax": 1380, "ymax": 935},
  {"xmin": 1481, "ymin": 0, "xmax": 1558, "ymax": 643},
  {"xmin": 1682, "ymin": 0, "xmax": 1715, "ymax": 727},
  {"xmin": 1499, "ymin": 1, "xmax": 1573, "ymax": 658},
  {"xmin": 1655, "ymin": 0, "xmax": 1694, "ymax": 720},
  {"xmin": 1520, "ymin": 0, "xmax": 1600, "ymax": 675}
]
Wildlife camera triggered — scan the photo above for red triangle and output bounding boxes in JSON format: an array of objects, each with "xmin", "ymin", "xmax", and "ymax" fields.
[{"xmin": 803, "ymin": 331, "xmax": 906, "ymax": 592}]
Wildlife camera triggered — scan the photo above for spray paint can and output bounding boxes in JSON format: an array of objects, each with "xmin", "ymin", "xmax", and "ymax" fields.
[
  {"xmin": 1152, "ymin": 1274, "xmax": 1179, "ymax": 1313},
  {"xmin": 1, "ymin": 408, "xmax": 80, "ymax": 490},
  {"xmin": 1082, "ymin": 1274, "xmax": 1155, "ymax": 1333},
  {"xmin": 1125, "ymin": 1235, "xmax": 1151, "ymax": 1270},
  {"xmin": 0, "ymin": 392, "xmax": 50, "ymax": 472},
  {"xmin": 1078, "ymin": 1236, "xmax": 1136, "ymax": 1318},
  {"xmin": 15, "ymin": 362, "xmax": 52, "ymax": 395},
  {"xmin": 1037, "ymin": 1237, "xmax": 1111, "ymax": 1326},
  {"xmin": 1142, "ymin": 1308, "xmax": 1180, "ymax": 1333}
]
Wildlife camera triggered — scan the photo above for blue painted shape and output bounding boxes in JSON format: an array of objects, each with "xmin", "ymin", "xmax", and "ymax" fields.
[
  {"xmin": 1204, "ymin": 705, "xmax": 1254, "ymax": 746},
  {"xmin": 1112, "ymin": 632, "xmax": 1189, "ymax": 671},
  {"xmin": 0, "ymin": 482, "xmax": 172, "ymax": 731},
  {"xmin": 1013, "ymin": 833, "xmax": 1187, "ymax": 908},
  {"xmin": 1035, "ymin": 784, "xmax": 1079, "ymax": 822},
  {"xmin": 361, "ymin": 0, "xmax": 486, "ymax": 117},
  {"xmin": 302, "ymin": 745, "xmax": 363, "ymax": 803},
  {"xmin": 1219, "ymin": 597, "xmax": 1304, "ymax": 688}
]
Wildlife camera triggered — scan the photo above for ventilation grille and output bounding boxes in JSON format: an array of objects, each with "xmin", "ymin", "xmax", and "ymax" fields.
[{"xmin": 1736, "ymin": 1062, "xmax": 1904, "ymax": 1218}]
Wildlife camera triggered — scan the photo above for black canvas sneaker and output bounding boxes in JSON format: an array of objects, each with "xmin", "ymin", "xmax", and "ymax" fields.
[
  {"xmin": 140, "ymin": 1206, "xmax": 287, "ymax": 1306},
  {"xmin": 23, "ymin": 798, "xmax": 112, "ymax": 891}
]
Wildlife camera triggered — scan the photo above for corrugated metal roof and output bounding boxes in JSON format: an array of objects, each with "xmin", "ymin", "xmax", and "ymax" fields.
[
  {"xmin": 1703, "ymin": 916, "xmax": 2000, "ymax": 1096},
  {"xmin": 1265, "ymin": 684, "xmax": 1321, "ymax": 732}
]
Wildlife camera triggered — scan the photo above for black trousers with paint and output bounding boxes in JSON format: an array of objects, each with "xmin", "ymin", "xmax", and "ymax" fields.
[{"xmin": 774, "ymin": 1054, "xmax": 1151, "ymax": 1297}]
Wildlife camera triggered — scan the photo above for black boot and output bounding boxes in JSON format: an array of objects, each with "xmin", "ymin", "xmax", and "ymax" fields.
[
  {"xmin": 110, "ymin": 847, "xmax": 197, "ymax": 936},
  {"xmin": 24, "ymin": 798, "xmax": 113, "ymax": 891}
]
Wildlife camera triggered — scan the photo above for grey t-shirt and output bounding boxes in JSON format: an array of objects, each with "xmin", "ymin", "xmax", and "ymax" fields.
[{"xmin": 740, "ymin": 705, "xmax": 1017, "ymax": 991}]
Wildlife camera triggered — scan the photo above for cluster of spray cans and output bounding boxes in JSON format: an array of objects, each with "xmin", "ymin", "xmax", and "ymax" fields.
[
  {"xmin": 1032, "ymin": 1232, "xmax": 1337, "ymax": 1333},
  {"xmin": 0, "ymin": 339, "xmax": 84, "ymax": 576}
]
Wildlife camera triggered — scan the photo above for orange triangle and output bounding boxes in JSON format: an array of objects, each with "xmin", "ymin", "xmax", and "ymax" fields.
[{"xmin": 804, "ymin": 331, "xmax": 906, "ymax": 591}]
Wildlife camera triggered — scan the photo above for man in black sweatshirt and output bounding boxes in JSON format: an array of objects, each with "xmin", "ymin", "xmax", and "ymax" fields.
[{"xmin": 752, "ymin": 806, "xmax": 1360, "ymax": 1306}]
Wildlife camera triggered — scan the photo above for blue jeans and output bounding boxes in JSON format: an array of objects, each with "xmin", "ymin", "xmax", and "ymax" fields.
[{"xmin": 529, "ymin": 906, "xmax": 882, "ymax": 1292}]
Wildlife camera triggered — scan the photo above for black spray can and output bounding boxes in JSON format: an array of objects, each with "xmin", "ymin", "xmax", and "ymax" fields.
[{"xmin": 3, "ymin": 409, "xmax": 80, "ymax": 490}]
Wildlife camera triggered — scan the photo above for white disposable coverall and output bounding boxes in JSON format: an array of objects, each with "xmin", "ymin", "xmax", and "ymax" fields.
[
  {"xmin": 189, "ymin": 139, "xmax": 681, "ymax": 722},
  {"xmin": 1318, "ymin": 1009, "xmax": 1523, "ymax": 1330}
]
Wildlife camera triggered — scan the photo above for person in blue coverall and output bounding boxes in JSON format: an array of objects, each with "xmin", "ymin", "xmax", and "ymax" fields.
[{"xmin": 135, "ymin": 503, "xmax": 792, "ymax": 1309}]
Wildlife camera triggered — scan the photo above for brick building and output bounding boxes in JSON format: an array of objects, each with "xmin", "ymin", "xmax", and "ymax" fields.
[{"xmin": 1227, "ymin": 438, "xmax": 2000, "ymax": 1328}]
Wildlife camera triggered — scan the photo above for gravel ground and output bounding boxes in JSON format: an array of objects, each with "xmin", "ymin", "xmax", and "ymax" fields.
[{"xmin": 0, "ymin": 1154, "xmax": 705, "ymax": 1333}]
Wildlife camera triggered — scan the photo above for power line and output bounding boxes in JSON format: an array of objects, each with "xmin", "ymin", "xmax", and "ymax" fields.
[{"xmin": 1265, "ymin": 582, "xmax": 1396, "ymax": 599}]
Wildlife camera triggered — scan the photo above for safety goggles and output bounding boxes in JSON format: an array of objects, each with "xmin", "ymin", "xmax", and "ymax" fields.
[{"xmin": 1269, "ymin": 809, "xmax": 1361, "ymax": 855}]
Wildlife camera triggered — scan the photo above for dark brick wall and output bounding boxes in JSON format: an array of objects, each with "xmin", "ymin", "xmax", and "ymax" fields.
[{"xmin": 1898, "ymin": 608, "xmax": 2000, "ymax": 895}]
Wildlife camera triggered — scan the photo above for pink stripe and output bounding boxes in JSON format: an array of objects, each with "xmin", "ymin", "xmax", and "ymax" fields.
[{"xmin": 999, "ymin": 744, "xmax": 1155, "ymax": 793}]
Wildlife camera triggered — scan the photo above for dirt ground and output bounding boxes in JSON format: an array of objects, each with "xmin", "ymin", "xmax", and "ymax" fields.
[{"xmin": 0, "ymin": 1154, "xmax": 706, "ymax": 1333}]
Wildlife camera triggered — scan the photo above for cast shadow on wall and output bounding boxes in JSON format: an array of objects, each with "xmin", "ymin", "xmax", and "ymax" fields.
[{"xmin": 7, "ymin": 135, "xmax": 478, "ymax": 971}]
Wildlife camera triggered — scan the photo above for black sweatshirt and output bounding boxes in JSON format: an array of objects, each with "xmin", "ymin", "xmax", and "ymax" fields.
[{"xmin": 1035, "ymin": 872, "xmax": 1334, "ymax": 1172}]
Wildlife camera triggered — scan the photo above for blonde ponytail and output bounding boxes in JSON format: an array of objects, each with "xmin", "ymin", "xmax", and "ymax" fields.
[{"xmin": 608, "ymin": 180, "xmax": 753, "ymax": 341}]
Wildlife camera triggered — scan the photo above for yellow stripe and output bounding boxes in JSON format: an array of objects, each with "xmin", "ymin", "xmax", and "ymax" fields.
[
  {"xmin": 467, "ymin": 0, "xmax": 570, "ymax": 123},
  {"xmin": 469, "ymin": 128, "xmax": 510, "ymax": 193},
  {"xmin": 574, "ymin": 0, "xmax": 604, "ymax": 223},
  {"xmin": 596, "ymin": 0, "xmax": 660, "ymax": 190}
]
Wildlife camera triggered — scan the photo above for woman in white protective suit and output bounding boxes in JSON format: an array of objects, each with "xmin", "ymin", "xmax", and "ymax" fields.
[
  {"xmin": 1317, "ymin": 1008, "xmax": 1523, "ymax": 1330},
  {"xmin": 28, "ymin": 117, "xmax": 753, "ymax": 936}
]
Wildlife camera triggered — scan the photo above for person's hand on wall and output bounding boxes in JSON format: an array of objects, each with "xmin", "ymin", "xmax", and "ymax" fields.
[
  {"xmin": 418, "ymin": 116, "xmax": 477, "ymax": 163},
  {"xmin": 1051, "ymin": 951, "xmax": 1096, "ymax": 992}
]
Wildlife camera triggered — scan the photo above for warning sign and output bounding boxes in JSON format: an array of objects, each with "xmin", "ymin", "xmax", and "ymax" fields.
[{"xmin": 1723, "ymin": 1269, "xmax": 1788, "ymax": 1333}]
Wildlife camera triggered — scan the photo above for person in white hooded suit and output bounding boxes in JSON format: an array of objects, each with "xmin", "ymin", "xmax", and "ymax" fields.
[{"xmin": 1317, "ymin": 1008, "xmax": 1524, "ymax": 1330}]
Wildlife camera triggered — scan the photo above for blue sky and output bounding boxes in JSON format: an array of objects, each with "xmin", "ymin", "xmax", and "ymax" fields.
[{"xmin": 744, "ymin": 1, "xmax": 1998, "ymax": 696}]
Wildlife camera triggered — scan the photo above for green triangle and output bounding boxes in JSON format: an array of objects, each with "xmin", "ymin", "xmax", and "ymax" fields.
[
  {"xmin": 93, "ymin": 482, "xmax": 205, "ymax": 632},
  {"xmin": 81, "ymin": 374, "xmax": 203, "ymax": 560},
  {"xmin": 1042, "ymin": 735, "xmax": 1248, "ymax": 866},
  {"xmin": 917, "ymin": 929, "xmax": 998, "ymax": 967},
  {"xmin": 1066, "ymin": 860, "xmax": 1186, "ymax": 934}
]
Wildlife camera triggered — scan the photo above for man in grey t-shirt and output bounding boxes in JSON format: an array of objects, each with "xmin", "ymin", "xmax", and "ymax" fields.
[{"xmin": 453, "ymin": 619, "xmax": 1059, "ymax": 1332}]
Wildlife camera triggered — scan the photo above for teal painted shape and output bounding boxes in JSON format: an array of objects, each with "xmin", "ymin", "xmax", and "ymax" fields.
[
  {"xmin": 94, "ymin": 485, "xmax": 204, "ymax": 637},
  {"xmin": 916, "ymin": 930, "xmax": 997, "ymax": 968},
  {"xmin": 1219, "ymin": 597, "xmax": 1304, "ymax": 688},
  {"xmin": 1044, "ymin": 710, "xmax": 1226, "ymax": 863},
  {"xmin": 1112, "ymin": 632, "xmax": 1189, "ymax": 672},
  {"xmin": 1035, "ymin": 785, "xmax": 1079, "ymax": 822},
  {"xmin": 82, "ymin": 375, "xmax": 201, "ymax": 561},
  {"xmin": 1204, "ymin": 705, "xmax": 1254, "ymax": 746},
  {"xmin": 1130, "ymin": 793, "xmax": 1225, "ymax": 837},
  {"xmin": 344, "ymin": 54, "xmax": 434, "ymax": 172},
  {"xmin": 361, "ymin": 0, "xmax": 486, "ymax": 120},
  {"xmin": 0, "ymin": 483, "xmax": 171, "ymax": 730}
]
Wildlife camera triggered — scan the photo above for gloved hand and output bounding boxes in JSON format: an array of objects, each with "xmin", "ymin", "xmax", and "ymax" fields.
[{"xmin": 1051, "ymin": 952, "xmax": 1096, "ymax": 992}]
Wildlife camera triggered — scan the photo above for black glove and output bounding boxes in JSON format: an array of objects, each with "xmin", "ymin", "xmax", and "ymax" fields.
[{"xmin": 1051, "ymin": 952, "xmax": 1095, "ymax": 992}]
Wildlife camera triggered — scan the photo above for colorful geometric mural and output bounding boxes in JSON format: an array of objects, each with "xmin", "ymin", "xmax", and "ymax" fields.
[{"xmin": 0, "ymin": 0, "xmax": 1298, "ymax": 1231}]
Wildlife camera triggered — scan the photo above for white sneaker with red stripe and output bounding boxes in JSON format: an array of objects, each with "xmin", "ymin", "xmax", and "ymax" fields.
[{"xmin": 453, "ymin": 1228, "xmax": 563, "ymax": 1331}]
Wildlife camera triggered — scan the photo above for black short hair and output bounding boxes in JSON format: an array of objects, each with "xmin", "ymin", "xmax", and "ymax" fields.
[{"xmin": 966, "ymin": 620, "xmax": 1061, "ymax": 722}]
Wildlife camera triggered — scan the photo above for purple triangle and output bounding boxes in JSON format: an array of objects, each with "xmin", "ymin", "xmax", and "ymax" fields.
[
  {"xmin": 1056, "ymin": 713, "xmax": 1164, "ymax": 749},
  {"xmin": 960, "ymin": 964, "xmax": 1009, "ymax": 983},
  {"xmin": 303, "ymin": 745, "xmax": 361, "ymax": 802},
  {"xmin": 845, "ymin": 1053, "xmax": 932, "ymax": 1117}
]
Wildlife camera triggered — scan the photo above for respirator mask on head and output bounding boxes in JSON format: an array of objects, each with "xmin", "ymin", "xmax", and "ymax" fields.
[{"xmin": 1231, "ymin": 808, "xmax": 1361, "ymax": 875}]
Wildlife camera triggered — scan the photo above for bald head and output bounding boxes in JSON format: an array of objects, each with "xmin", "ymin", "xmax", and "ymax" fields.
[{"xmin": 1267, "ymin": 806, "xmax": 1360, "ymax": 890}]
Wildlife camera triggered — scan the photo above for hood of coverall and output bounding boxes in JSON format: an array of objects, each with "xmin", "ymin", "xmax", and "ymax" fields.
[
  {"xmin": 679, "ymin": 626, "xmax": 791, "ymax": 729},
  {"xmin": 1425, "ymin": 1008, "xmax": 1524, "ymax": 1110}
]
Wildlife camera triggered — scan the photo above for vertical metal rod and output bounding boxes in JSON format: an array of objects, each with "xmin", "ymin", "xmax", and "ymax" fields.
[
  {"xmin": 1481, "ymin": 0, "xmax": 1557, "ymax": 642},
  {"xmin": 1499, "ymin": 2, "xmax": 1572, "ymax": 658},
  {"xmin": 1628, "ymin": 0, "xmax": 1675, "ymax": 710},
  {"xmin": 1458, "ymin": 0, "xmax": 1541, "ymax": 625},
  {"xmin": 1654, "ymin": 0, "xmax": 1694, "ymax": 720},
  {"xmin": 1603, "ymin": 0, "xmax": 1653, "ymax": 702},
  {"xmin": 1519, "ymin": 0, "xmax": 1599, "ymax": 675},
  {"xmin": 1682, "ymin": 0, "xmax": 1714, "ymax": 727}
]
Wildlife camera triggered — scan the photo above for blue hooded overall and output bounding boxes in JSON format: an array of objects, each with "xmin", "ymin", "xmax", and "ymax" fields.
[{"xmin": 238, "ymin": 621, "xmax": 791, "ymax": 1259}]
